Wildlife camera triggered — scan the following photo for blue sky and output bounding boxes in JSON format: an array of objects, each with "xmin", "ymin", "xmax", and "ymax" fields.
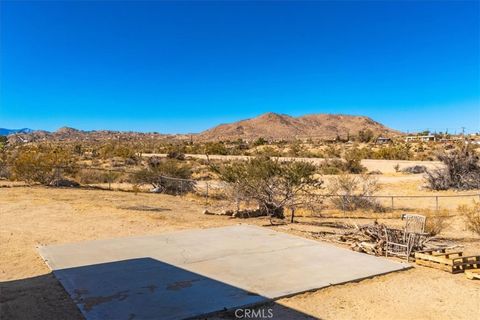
[{"xmin": 1, "ymin": 1, "xmax": 479, "ymax": 134}]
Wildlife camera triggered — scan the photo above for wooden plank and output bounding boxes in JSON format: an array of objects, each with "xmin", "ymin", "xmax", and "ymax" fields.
[
  {"xmin": 414, "ymin": 250, "xmax": 480, "ymax": 273},
  {"xmin": 451, "ymin": 256, "xmax": 480, "ymax": 267},
  {"xmin": 415, "ymin": 259, "xmax": 461, "ymax": 273},
  {"xmin": 431, "ymin": 251, "xmax": 463, "ymax": 258},
  {"xmin": 465, "ymin": 269, "xmax": 480, "ymax": 280},
  {"xmin": 414, "ymin": 253, "xmax": 456, "ymax": 265},
  {"xmin": 415, "ymin": 257, "xmax": 479, "ymax": 273}
]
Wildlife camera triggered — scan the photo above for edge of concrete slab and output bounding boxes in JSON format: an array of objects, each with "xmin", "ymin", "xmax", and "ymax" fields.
[{"xmin": 37, "ymin": 224, "xmax": 412, "ymax": 320}]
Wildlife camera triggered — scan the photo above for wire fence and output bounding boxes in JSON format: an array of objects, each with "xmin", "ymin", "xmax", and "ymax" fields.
[{"xmin": 1, "ymin": 165, "xmax": 479, "ymax": 213}]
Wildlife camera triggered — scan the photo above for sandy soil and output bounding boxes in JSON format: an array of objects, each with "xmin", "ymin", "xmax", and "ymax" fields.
[
  {"xmin": 142, "ymin": 154, "xmax": 444, "ymax": 174},
  {"xmin": 1, "ymin": 187, "xmax": 479, "ymax": 320}
]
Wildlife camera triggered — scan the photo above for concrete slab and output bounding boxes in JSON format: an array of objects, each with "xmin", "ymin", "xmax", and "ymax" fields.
[{"xmin": 39, "ymin": 225, "xmax": 409, "ymax": 320}]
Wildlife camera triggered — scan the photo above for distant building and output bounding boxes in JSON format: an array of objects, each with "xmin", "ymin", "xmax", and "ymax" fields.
[
  {"xmin": 405, "ymin": 135, "xmax": 436, "ymax": 142},
  {"xmin": 375, "ymin": 137, "xmax": 392, "ymax": 144}
]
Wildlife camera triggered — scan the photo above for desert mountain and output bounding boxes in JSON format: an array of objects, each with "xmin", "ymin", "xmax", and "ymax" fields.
[
  {"xmin": 5, "ymin": 113, "xmax": 400, "ymax": 144},
  {"xmin": 197, "ymin": 112, "xmax": 399, "ymax": 141},
  {"xmin": 0, "ymin": 128, "xmax": 33, "ymax": 136}
]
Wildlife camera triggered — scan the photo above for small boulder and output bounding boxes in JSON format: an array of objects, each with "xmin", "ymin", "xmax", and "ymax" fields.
[{"xmin": 49, "ymin": 179, "xmax": 80, "ymax": 188}]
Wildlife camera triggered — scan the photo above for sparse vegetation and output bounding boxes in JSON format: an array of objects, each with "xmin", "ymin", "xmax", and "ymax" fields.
[
  {"xmin": 9, "ymin": 145, "xmax": 76, "ymax": 185},
  {"xmin": 401, "ymin": 165, "xmax": 427, "ymax": 174},
  {"xmin": 328, "ymin": 174, "xmax": 384, "ymax": 212},
  {"xmin": 425, "ymin": 146, "xmax": 480, "ymax": 190},
  {"xmin": 133, "ymin": 158, "xmax": 194, "ymax": 194},
  {"xmin": 458, "ymin": 202, "xmax": 480, "ymax": 236},
  {"xmin": 423, "ymin": 210, "xmax": 449, "ymax": 236},
  {"xmin": 211, "ymin": 156, "xmax": 323, "ymax": 219},
  {"xmin": 343, "ymin": 148, "xmax": 367, "ymax": 174}
]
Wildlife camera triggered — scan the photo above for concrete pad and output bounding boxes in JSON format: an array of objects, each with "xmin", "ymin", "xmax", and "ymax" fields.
[{"xmin": 39, "ymin": 225, "xmax": 409, "ymax": 320}]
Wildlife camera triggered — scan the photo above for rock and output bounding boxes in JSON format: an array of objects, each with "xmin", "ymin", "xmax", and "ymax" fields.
[
  {"xmin": 232, "ymin": 208, "xmax": 267, "ymax": 219},
  {"xmin": 401, "ymin": 165, "xmax": 427, "ymax": 174},
  {"xmin": 49, "ymin": 179, "xmax": 80, "ymax": 188}
]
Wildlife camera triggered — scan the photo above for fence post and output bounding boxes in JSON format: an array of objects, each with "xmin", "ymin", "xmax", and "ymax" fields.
[
  {"xmin": 108, "ymin": 169, "xmax": 111, "ymax": 190},
  {"xmin": 55, "ymin": 166, "xmax": 61, "ymax": 187},
  {"xmin": 205, "ymin": 182, "xmax": 209, "ymax": 205},
  {"xmin": 435, "ymin": 196, "xmax": 439, "ymax": 211},
  {"xmin": 391, "ymin": 196, "xmax": 394, "ymax": 210}
]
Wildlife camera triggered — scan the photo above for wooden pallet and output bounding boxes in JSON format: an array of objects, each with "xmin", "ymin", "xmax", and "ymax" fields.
[
  {"xmin": 414, "ymin": 249, "xmax": 480, "ymax": 274},
  {"xmin": 465, "ymin": 269, "xmax": 480, "ymax": 280}
]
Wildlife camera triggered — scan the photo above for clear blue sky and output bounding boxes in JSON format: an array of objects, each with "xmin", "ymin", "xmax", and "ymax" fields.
[{"xmin": 1, "ymin": 1, "xmax": 479, "ymax": 134}]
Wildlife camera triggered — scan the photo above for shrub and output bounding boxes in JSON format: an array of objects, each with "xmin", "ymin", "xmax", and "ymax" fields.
[
  {"xmin": 318, "ymin": 153, "xmax": 366, "ymax": 175},
  {"xmin": 373, "ymin": 144, "xmax": 412, "ymax": 160},
  {"xmin": 343, "ymin": 148, "xmax": 367, "ymax": 174},
  {"xmin": 425, "ymin": 146, "xmax": 480, "ymax": 190},
  {"xmin": 10, "ymin": 145, "xmax": 76, "ymax": 185},
  {"xmin": 167, "ymin": 151, "xmax": 185, "ymax": 160},
  {"xmin": 458, "ymin": 202, "xmax": 480, "ymax": 236},
  {"xmin": 358, "ymin": 129, "xmax": 374, "ymax": 143},
  {"xmin": 99, "ymin": 143, "xmax": 137, "ymax": 159},
  {"xmin": 212, "ymin": 156, "xmax": 323, "ymax": 219},
  {"xmin": 328, "ymin": 174, "xmax": 384, "ymax": 212},
  {"xmin": 133, "ymin": 158, "xmax": 194, "ymax": 195},
  {"xmin": 402, "ymin": 165, "xmax": 427, "ymax": 174},
  {"xmin": 204, "ymin": 142, "xmax": 228, "ymax": 155},
  {"xmin": 319, "ymin": 160, "xmax": 344, "ymax": 175},
  {"xmin": 76, "ymin": 169, "xmax": 121, "ymax": 184},
  {"xmin": 423, "ymin": 210, "xmax": 449, "ymax": 236},
  {"xmin": 252, "ymin": 137, "xmax": 268, "ymax": 146}
]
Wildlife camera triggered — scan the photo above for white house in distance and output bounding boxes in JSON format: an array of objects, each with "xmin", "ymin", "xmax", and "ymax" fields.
[{"xmin": 405, "ymin": 135, "xmax": 436, "ymax": 142}]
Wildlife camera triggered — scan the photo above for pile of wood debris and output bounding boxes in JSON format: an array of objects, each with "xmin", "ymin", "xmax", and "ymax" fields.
[{"xmin": 304, "ymin": 221, "xmax": 456, "ymax": 257}]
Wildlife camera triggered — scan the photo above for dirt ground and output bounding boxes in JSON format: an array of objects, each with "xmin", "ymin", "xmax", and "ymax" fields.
[{"xmin": 1, "ymin": 186, "xmax": 479, "ymax": 320}]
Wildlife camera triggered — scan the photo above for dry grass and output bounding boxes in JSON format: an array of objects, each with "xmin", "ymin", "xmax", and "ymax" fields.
[
  {"xmin": 423, "ymin": 209, "xmax": 450, "ymax": 236},
  {"xmin": 459, "ymin": 201, "xmax": 480, "ymax": 236}
]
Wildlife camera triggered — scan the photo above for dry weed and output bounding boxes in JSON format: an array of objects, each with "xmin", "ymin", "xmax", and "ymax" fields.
[{"xmin": 458, "ymin": 201, "xmax": 480, "ymax": 236}]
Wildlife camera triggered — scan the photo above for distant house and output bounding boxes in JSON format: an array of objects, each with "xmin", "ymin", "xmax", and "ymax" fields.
[
  {"xmin": 375, "ymin": 137, "xmax": 392, "ymax": 144},
  {"xmin": 405, "ymin": 135, "xmax": 436, "ymax": 142}
]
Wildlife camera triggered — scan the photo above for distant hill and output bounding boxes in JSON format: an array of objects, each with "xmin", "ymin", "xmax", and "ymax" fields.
[
  {"xmin": 197, "ymin": 112, "xmax": 400, "ymax": 141},
  {"xmin": 4, "ymin": 113, "xmax": 401, "ymax": 144},
  {"xmin": 6, "ymin": 126, "xmax": 188, "ymax": 144},
  {"xmin": 0, "ymin": 128, "xmax": 33, "ymax": 136}
]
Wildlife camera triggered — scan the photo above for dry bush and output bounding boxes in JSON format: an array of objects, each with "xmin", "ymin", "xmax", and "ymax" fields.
[
  {"xmin": 76, "ymin": 169, "xmax": 121, "ymax": 184},
  {"xmin": 372, "ymin": 144, "xmax": 412, "ymax": 160},
  {"xmin": 423, "ymin": 210, "xmax": 449, "ymax": 236},
  {"xmin": 458, "ymin": 202, "xmax": 480, "ymax": 236},
  {"xmin": 328, "ymin": 174, "xmax": 384, "ymax": 212},
  {"xmin": 167, "ymin": 151, "xmax": 185, "ymax": 160},
  {"xmin": 319, "ymin": 159, "xmax": 345, "ymax": 175},
  {"xmin": 426, "ymin": 146, "xmax": 480, "ymax": 190},
  {"xmin": 212, "ymin": 156, "xmax": 323, "ymax": 219},
  {"xmin": 343, "ymin": 148, "xmax": 367, "ymax": 174},
  {"xmin": 0, "ymin": 150, "xmax": 10, "ymax": 179},
  {"xmin": 402, "ymin": 165, "xmax": 427, "ymax": 174},
  {"xmin": 10, "ymin": 145, "xmax": 76, "ymax": 185},
  {"xmin": 133, "ymin": 158, "xmax": 194, "ymax": 195}
]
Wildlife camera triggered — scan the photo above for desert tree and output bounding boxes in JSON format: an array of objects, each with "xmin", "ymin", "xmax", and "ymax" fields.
[
  {"xmin": 211, "ymin": 156, "xmax": 323, "ymax": 220},
  {"xmin": 425, "ymin": 146, "xmax": 480, "ymax": 190}
]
